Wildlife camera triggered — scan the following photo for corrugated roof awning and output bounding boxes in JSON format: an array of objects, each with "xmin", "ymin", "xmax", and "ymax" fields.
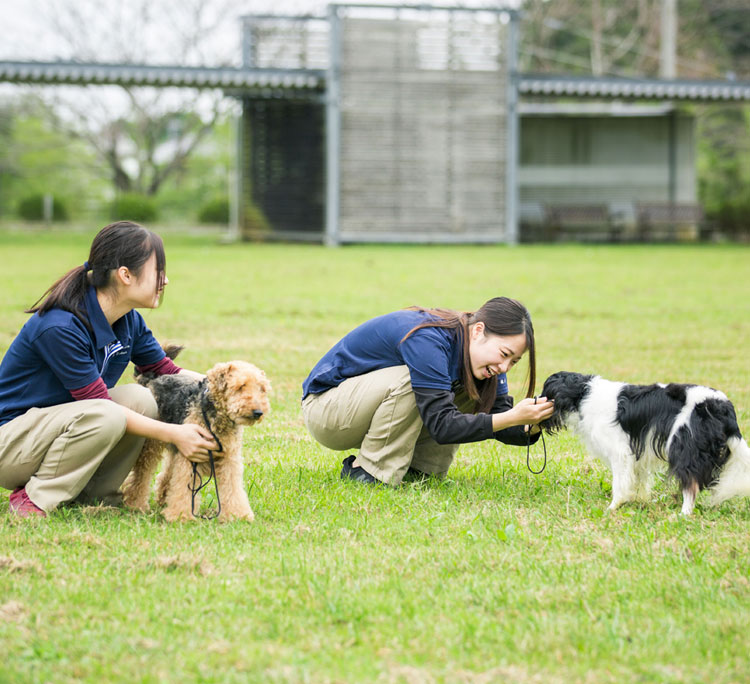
[{"xmin": 518, "ymin": 74, "xmax": 750, "ymax": 102}]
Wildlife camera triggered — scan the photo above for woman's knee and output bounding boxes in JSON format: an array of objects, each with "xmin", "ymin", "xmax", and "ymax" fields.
[
  {"xmin": 72, "ymin": 399, "xmax": 128, "ymax": 443},
  {"xmin": 109, "ymin": 384, "xmax": 158, "ymax": 419}
]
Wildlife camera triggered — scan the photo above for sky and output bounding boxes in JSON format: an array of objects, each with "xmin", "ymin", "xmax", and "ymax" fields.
[{"xmin": 0, "ymin": 0, "xmax": 519, "ymax": 65}]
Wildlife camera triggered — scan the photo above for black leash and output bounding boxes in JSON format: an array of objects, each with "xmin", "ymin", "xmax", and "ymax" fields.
[
  {"xmin": 526, "ymin": 396, "xmax": 547, "ymax": 475},
  {"xmin": 189, "ymin": 388, "xmax": 224, "ymax": 520}
]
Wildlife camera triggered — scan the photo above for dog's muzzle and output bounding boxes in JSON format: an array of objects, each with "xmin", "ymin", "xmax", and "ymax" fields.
[{"xmin": 252, "ymin": 410, "xmax": 264, "ymax": 419}]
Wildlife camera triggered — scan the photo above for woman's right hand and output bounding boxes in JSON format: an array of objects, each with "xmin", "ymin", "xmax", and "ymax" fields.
[
  {"xmin": 511, "ymin": 396, "xmax": 555, "ymax": 426},
  {"xmin": 170, "ymin": 423, "xmax": 219, "ymax": 463}
]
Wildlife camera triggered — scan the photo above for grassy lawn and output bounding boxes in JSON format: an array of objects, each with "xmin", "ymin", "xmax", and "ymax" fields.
[{"xmin": 1, "ymin": 227, "xmax": 749, "ymax": 683}]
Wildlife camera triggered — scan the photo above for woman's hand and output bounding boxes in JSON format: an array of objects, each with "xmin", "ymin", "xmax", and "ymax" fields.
[
  {"xmin": 511, "ymin": 396, "xmax": 555, "ymax": 426},
  {"xmin": 169, "ymin": 423, "xmax": 219, "ymax": 463},
  {"xmin": 491, "ymin": 396, "xmax": 555, "ymax": 432}
]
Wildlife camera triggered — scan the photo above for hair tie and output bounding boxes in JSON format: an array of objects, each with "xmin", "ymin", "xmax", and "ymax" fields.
[{"xmin": 83, "ymin": 261, "xmax": 91, "ymax": 271}]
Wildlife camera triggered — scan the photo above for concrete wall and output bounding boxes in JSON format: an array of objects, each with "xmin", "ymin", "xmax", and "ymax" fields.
[
  {"xmin": 519, "ymin": 113, "xmax": 696, "ymax": 208},
  {"xmin": 336, "ymin": 14, "xmax": 510, "ymax": 242}
]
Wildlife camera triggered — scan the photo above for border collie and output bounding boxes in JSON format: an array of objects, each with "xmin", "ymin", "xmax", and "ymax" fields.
[{"xmin": 541, "ymin": 371, "xmax": 750, "ymax": 515}]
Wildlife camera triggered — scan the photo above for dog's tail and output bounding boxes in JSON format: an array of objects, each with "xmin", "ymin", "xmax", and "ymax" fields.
[
  {"xmin": 161, "ymin": 343, "xmax": 184, "ymax": 361},
  {"xmin": 710, "ymin": 436, "xmax": 750, "ymax": 507},
  {"xmin": 134, "ymin": 343, "xmax": 185, "ymax": 383}
]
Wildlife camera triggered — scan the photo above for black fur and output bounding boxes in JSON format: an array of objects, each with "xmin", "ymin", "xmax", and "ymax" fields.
[
  {"xmin": 670, "ymin": 397, "xmax": 740, "ymax": 490},
  {"xmin": 133, "ymin": 343, "xmax": 205, "ymax": 425},
  {"xmin": 540, "ymin": 371, "xmax": 594, "ymax": 433},
  {"xmin": 540, "ymin": 371, "xmax": 747, "ymax": 506},
  {"xmin": 615, "ymin": 383, "xmax": 684, "ymax": 459}
]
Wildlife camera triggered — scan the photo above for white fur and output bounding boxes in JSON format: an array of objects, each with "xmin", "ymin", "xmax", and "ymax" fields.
[
  {"xmin": 558, "ymin": 376, "xmax": 746, "ymax": 515},
  {"xmin": 710, "ymin": 437, "xmax": 750, "ymax": 506}
]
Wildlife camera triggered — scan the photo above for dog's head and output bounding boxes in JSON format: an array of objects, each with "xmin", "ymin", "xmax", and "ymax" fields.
[
  {"xmin": 206, "ymin": 361, "xmax": 271, "ymax": 426},
  {"xmin": 540, "ymin": 371, "xmax": 594, "ymax": 433}
]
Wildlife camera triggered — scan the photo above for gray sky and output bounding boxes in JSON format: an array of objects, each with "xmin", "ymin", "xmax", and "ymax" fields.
[{"xmin": 0, "ymin": 0, "xmax": 515, "ymax": 63}]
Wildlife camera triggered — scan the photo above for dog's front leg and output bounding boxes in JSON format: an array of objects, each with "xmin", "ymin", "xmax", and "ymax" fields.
[
  {"xmin": 607, "ymin": 452, "xmax": 637, "ymax": 511},
  {"xmin": 161, "ymin": 455, "xmax": 197, "ymax": 522},
  {"xmin": 680, "ymin": 479, "xmax": 699, "ymax": 516},
  {"xmin": 214, "ymin": 452, "xmax": 254, "ymax": 522}
]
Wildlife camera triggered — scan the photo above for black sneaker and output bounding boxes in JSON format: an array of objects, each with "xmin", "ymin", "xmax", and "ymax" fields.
[
  {"xmin": 340, "ymin": 455, "xmax": 380, "ymax": 484},
  {"xmin": 403, "ymin": 467, "xmax": 429, "ymax": 483}
]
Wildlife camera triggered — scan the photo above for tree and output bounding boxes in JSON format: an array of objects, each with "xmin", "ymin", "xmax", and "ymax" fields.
[
  {"xmin": 15, "ymin": 0, "xmax": 248, "ymax": 198},
  {"xmin": 0, "ymin": 99, "xmax": 109, "ymax": 218}
]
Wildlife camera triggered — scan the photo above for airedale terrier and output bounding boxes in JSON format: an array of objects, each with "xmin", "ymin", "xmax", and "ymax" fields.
[{"xmin": 122, "ymin": 349, "xmax": 270, "ymax": 522}]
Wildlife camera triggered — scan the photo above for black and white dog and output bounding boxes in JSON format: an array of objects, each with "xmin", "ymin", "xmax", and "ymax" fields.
[{"xmin": 541, "ymin": 371, "xmax": 750, "ymax": 515}]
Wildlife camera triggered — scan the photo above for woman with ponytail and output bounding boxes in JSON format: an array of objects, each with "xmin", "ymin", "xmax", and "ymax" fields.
[
  {"xmin": 0, "ymin": 221, "xmax": 217, "ymax": 518},
  {"xmin": 302, "ymin": 298, "xmax": 555, "ymax": 485}
]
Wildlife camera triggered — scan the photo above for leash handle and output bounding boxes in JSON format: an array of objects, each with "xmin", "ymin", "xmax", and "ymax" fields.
[{"xmin": 526, "ymin": 396, "xmax": 547, "ymax": 475}]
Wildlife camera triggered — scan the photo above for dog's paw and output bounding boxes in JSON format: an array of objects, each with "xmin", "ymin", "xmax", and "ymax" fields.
[
  {"xmin": 218, "ymin": 507, "xmax": 255, "ymax": 523},
  {"xmin": 162, "ymin": 507, "xmax": 195, "ymax": 523},
  {"xmin": 124, "ymin": 500, "xmax": 151, "ymax": 513}
]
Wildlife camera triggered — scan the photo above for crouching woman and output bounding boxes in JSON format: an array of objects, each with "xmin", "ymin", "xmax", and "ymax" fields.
[
  {"xmin": 302, "ymin": 297, "xmax": 555, "ymax": 485},
  {"xmin": 0, "ymin": 221, "xmax": 217, "ymax": 518}
]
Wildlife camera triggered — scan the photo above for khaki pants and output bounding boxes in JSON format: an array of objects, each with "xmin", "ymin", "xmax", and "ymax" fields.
[
  {"xmin": 302, "ymin": 365, "xmax": 475, "ymax": 486},
  {"xmin": 0, "ymin": 384, "xmax": 158, "ymax": 512}
]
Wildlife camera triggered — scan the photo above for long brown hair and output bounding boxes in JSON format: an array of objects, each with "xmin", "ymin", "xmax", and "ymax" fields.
[
  {"xmin": 402, "ymin": 297, "xmax": 536, "ymax": 412},
  {"xmin": 27, "ymin": 221, "xmax": 166, "ymax": 330}
]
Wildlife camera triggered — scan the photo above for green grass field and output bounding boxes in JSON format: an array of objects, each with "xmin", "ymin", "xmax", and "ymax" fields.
[{"xmin": 1, "ymin": 228, "xmax": 749, "ymax": 683}]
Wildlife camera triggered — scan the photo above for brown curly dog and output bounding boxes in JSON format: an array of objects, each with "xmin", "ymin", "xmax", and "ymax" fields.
[{"xmin": 122, "ymin": 354, "xmax": 271, "ymax": 522}]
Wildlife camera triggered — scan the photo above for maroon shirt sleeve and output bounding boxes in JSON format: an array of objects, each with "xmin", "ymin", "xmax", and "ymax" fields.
[
  {"xmin": 134, "ymin": 356, "xmax": 181, "ymax": 376},
  {"xmin": 70, "ymin": 377, "xmax": 111, "ymax": 401}
]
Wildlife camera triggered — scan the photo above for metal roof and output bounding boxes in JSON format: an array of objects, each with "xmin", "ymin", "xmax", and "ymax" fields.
[
  {"xmin": 2, "ymin": 60, "xmax": 750, "ymax": 103},
  {"xmin": 0, "ymin": 60, "xmax": 325, "ymax": 95},
  {"xmin": 518, "ymin": 73, "xmax": 750, "ymax": 102}
]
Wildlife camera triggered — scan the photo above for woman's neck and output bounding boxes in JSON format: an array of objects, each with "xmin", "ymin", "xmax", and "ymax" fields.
[{"xmin": 96, "ymin": 290, "xmax": 132, "ymax": 326}]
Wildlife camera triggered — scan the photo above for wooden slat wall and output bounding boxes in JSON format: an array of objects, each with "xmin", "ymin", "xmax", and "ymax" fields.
[{"xmin": 338, "ymin": 16, "xmax": 509, "ymax": 241}]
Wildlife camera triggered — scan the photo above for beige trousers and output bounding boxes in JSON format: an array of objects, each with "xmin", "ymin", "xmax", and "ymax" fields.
[
  {"xmin": 302, "ymin": 365, "xmax": 475, "ymax": 486},
  {"xmin": 0, "ymin": 384, "xmax": 158, "ymax": 512}
]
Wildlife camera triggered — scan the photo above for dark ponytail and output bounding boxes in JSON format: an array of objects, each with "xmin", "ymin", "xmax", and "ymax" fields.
[
  {"xmin": 402, "ymin": 297, "xmax": 536, "ymax": 412},
  {"xmin": 26, "ymin": 221, "xmax": 166, "ymax": 329}
]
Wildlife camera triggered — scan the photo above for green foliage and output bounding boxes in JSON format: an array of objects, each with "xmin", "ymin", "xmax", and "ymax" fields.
[
  {"xmin": 696, "ymin": 106, "xmax": 750, "ymax": 238},
  {"xmin": 0, "ymin": 101, "xmax": 109, "ymax": 220},
  {"xmin": 0, "ymin": 233, "xmax": 749, "ymax": 683},
  {"xmin": 17, "ymin": 193, "xmax": 69, "ymax": 222},
  {"xmin": 197, "ymin": 196, "xmax": 229, "ymax": 224},
  {"xmin": 242, "ymin": 202, "xmax": 271, "ymax": 236},
  {"xmin": 111, "ymin": 193, "xmax": 158, "ymax": 223},
  {"xmin": 152, "ymin": 118, "xmax": 234, "ymax": 223}
]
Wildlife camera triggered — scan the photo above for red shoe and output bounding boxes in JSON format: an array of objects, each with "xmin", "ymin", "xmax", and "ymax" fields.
[{"xmin": 9, "ymin": 487, "xmax": 46, "ymax": 518}]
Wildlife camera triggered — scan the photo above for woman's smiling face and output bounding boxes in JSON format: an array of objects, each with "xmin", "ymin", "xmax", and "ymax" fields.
[{"xmin": 468, "ymin": 322, "xmax": 526, "ymax": 381}]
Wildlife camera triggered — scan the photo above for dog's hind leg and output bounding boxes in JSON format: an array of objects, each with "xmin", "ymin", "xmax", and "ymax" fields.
[
  {"xmin": 122, "ymin": 439, "xmax": 164, "ymax": 512},
  {"xmin": 214, "ymin": 451, "xmax": 254, "ymax": 522},
  {"xmin": 155, "ymin": 449, "xmax": 177, "ymax": 507}
]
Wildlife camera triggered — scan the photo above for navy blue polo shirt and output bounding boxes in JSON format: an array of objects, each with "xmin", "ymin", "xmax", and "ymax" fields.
[
  {"xmin": 302, "ymin": 310, "xmax": 508, "ymax": 399},
  {"xmin": 0, "ymin": 286, "xmax": 165, "ymax": 426}
]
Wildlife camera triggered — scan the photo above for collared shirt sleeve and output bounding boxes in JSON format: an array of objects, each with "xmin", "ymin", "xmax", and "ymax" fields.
[
  {"xmin": 70, "ymin": 377, "xmax": 111, "ymax": 401},
  {"xmin": 129, "ymin": 312, "xmax": 166, "ymax": 367},
  {"xmin": 33, "ymin": 324, "xmax": 101, "ymax": 391}
]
